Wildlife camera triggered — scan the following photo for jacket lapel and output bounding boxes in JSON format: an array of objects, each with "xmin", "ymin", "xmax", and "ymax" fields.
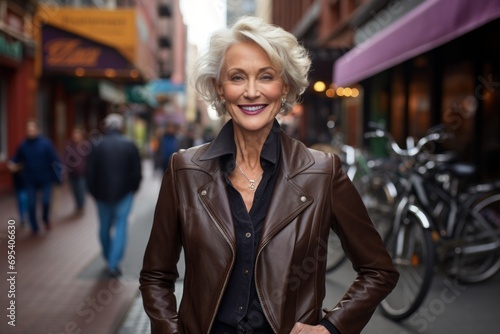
[
  {"xmin": 191, "ymin": 131, "xmax": 316, "ymax": 252},
  {"xmin": 258, "ymin": 133, "xmax": 315, "ymax": 250},
  {"xmin": 192, "ymin": 146, "xmax": 236, "ymax": 249}
]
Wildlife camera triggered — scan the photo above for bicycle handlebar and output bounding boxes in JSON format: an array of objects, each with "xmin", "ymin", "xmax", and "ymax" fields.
[{"xmin": 364, "ymin": 127, "xmax": 447, "ymax": 158}]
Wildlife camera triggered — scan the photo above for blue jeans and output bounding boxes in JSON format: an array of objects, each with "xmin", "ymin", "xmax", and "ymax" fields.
[
  {"xmin": 15, "ymin": 188, "xmax": 29, "ymax": 225},
  {"xmin": 26, "ymin": 183, "xmax": 52, "ymax": 233},
  {"xmin": 69, "ymin": 176, "xmax": 86, "ymax": 210},
  {"xmin": 96, "ymin": 193, "xmax": 134, "ymax": 271}
]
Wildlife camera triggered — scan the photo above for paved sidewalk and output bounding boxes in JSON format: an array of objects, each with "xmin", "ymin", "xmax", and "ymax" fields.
[{"xmin": 0, "ymin": 160, "xmax": 160, "ymax": 334}]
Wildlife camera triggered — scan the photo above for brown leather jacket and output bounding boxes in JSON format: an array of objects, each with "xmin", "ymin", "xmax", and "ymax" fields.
[{"xmin": 140, "ymin": 130, "xmax": 398, "ymax": 334}]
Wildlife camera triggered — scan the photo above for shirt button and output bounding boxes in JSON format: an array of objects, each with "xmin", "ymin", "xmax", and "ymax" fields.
[
  {"xmin": 239, "ymin": 306, "xmax": 244, "ymax": 311},
  {"xmin": 300, "ymin": 196, "xmax": 307, "ymax": 202},
  {"xmin": 243, "ymin": 268, "xmax": 249, "ymax": 275},
  {"xmin": 245, "ymin": 232, "xmax": 251, "ymax": 238},
  {"xmin": 201, "ymin": 190, "xmax": 207, "ymax": 196}
]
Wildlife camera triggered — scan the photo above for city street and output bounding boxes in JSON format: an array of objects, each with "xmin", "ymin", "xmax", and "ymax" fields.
[
  {"xmin": 0, "ymin": 160, "xmax": 161, "ymax": 334},
  {"xmin": 1, "ymin": 1, "xmax": 499, "ymax": 333},
  {"xmin": 0, "ymin": 159, "xmax": 498, "ymax": 334}
]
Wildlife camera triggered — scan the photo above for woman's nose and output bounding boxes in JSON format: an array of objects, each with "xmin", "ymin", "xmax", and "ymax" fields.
[{"xmin": 244, "ymin": 79, "xmax": 260, "ymax": 99}]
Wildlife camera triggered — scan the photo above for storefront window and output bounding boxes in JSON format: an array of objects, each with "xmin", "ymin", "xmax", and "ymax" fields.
[
  {"xmin": 408, "ymin": 60, "xmax": 431, "ymax": 140},
  {"xmin": 441, "ymin": 62, "xmax": 475, "ymax": 162},
  {"xmin": 367, "ymin": 72, "xmax": 391, "ymax": 157},
  {"xmin": 391, "ymin": 69, "xmax": 405, "ymax": 144},
  {"xmin": 480, "ymin": 63, "xmax": 500, "ymax": 179}
]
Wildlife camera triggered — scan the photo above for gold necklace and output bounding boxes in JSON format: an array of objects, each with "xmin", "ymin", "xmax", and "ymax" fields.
[{"xmin": 235, "ymin": 162, "xmax": 264, "ymax": 191}]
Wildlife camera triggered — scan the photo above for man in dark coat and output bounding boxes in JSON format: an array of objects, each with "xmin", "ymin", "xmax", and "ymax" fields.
[
  {"xmin": 11, "ymin": 120, "xmax": 62, "ymax": 235},
  {"xmin": 86, "ymin": 113, "xmax": 142, "ymax": 277}
]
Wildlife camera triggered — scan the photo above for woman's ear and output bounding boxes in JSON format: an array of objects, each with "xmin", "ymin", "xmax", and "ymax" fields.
[
  {"xmin": 282, "ymin": 83, "xmax": 290, "ymax": 96},
  {"xmin": 213, "ymin": 78, "xmax": 224, "ymax": 97}
]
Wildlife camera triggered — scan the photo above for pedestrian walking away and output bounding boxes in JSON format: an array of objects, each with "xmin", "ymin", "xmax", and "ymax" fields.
[
  {"xmin": 140, "ymin": 16, "xmax": 399, "ymax": 334},
  {"xmin": 64, "ymin": 127, "xmax": 88, "ymax": 215},
  {"xmin": 10, "ymin": 119, "xmax": 62, "ymax": 235},
  {"xmin": 6, "ymin": 160, "xmax": 29, "ymax": 228},
  {"xmin": 86, "ymin": 113, "xmax": 142, "ymax": 278},
  {"xmin": 158, "ymin": 121, "xmax": 180, "ymax": 172}
]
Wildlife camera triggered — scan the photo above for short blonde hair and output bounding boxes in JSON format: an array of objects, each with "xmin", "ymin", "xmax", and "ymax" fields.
[{"xmin": 192, "ymin": 16, "xmax": 311, "ymax": 117}]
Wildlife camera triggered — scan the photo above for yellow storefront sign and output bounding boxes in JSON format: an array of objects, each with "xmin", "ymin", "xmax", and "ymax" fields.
[
  {"xmin": 34, "ymin": 6, "xmax": 152, "ymax": 79},
  {"xmin": 37, "ymin": 7, "xmax": 137, "ymax": 63}
]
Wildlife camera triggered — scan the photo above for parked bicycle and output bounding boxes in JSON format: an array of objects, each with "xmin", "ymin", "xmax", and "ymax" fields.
[
  {"xmin": 311, "ymin": 140, "xmax": 399, "ymax": 273},
  {"xmin": 365, "ymin": 126, "xmax": 500, "ymax": 321}
]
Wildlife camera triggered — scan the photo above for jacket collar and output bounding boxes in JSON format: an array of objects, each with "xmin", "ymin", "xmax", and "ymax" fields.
[
  {"xmin": 192, "ymin": 120, "xmax": 315, "ymax": 249},
  {"xmin": 199, "ymin": 119, "xmax": 280, "ymax": 166},
  {"xmin": 198, "ymin": 119, "xmax": 236, "ymax": 161},
  {"xmin": 193, "ymin": 119, "xmax": 313, "ymax": 175}
]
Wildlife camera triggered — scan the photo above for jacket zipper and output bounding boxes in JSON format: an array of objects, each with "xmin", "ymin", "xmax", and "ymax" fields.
[
  {"xmin": 253, "ymin": 205, "xmax": 304, "ymax": 334},
  {"xmin": 254, "ymin": 239, "xmax": 278, "ymax": 333},
  {"xmin": 200, "ymin": 197, "xmax": 236, "ymax": 333}
]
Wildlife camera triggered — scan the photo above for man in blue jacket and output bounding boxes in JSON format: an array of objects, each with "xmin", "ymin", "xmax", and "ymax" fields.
[
  {"xmin": 86, "ymin": 113, "xmax": 142, "ymax": 277},
  {"xmin": 11, "ymin": 120, "xmax": 62, "ymax": 235}
]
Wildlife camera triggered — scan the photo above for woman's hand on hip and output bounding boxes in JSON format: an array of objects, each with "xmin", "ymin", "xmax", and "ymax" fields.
[{"xmin": 289, "ymin": 322, "xmax": 330, "ymax": 333}]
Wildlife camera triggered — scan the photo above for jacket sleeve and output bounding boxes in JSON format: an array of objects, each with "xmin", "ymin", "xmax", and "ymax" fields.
[
  {"xmin": 11, "ymin": 141, "xmax": 26, "ymax": 165},
  {"xmin": 139, "ymin": 153, "xmax": 183, "ymax": 334},
  {"xmin": 85, "ymin": 144, "xmax": 97, "ymax": 198},
  {"xmin": 324, "ymin": 154, "xmax": 399, "ymax": 334}
]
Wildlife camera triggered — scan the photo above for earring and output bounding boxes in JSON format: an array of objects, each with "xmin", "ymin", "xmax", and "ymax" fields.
[
  {"xmin": 221, "ymin": 99, "xmax": 226, "ymax": 106},
  {"xmin": 281, "ymin": 98, "xmax": 286, "ymax": 109}
]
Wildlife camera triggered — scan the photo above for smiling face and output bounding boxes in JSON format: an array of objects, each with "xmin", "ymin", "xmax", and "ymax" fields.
[{"xmin": 216, "ymin": 41, "xmax": 288, "ymax": 133}]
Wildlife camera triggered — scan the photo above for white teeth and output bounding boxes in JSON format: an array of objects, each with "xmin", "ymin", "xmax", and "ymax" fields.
[{"xmin": 241, "ymin": 105, "xmax": 265, "ymax": 112}]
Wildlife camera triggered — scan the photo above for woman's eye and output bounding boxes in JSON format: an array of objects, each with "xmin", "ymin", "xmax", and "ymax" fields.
[
  {"xmin": 261, "ymin": 74, "xmax": 274, "ymax": 80},
  {"xmin": 230, "ymin": 75, "xmax": 244, "ymax": 81}
]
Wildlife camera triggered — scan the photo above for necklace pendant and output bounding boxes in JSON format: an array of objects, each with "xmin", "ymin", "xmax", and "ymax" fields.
[{"xmin": 235, "ymin": 162, "xmax": 262, "ymax": 192}]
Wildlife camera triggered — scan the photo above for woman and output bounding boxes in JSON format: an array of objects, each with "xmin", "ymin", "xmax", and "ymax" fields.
[{"xmin": 140, "ymin": 16, "xmax": 398, "ymax": 334}]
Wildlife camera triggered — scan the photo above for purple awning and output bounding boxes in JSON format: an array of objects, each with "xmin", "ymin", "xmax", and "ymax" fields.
[
  {"xmin": 333, "ymin": 0, "xmax": 500, "ymax": 86},
  {"xmin": 41, "ymin": 24, "xmax": 130, "ymax": 72}
]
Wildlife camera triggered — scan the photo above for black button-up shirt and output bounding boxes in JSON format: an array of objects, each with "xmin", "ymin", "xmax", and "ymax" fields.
[
  {"xmin": 208, "ymin": 120, "xmax": 340, "ymax": 334},
  {"xmin": 209, "ymin": 119, "xmax": 281, "ymax": 333}
]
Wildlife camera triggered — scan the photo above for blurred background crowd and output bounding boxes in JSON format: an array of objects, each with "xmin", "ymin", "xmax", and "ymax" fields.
[{"xmin": 0, "ymin": 0, "xmax": 499, "ymax": 199}]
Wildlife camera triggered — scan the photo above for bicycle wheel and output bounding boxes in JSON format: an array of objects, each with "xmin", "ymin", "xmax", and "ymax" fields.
[
  {"xmin": 363, "ymin": 174, "xmax": 398, "ymax": 239},
  {"xmin": 326, "ymin": 229, "xmax": 346, "ymax": 272},
  {"xmin": 453, "ymin": 193, "xmax": 500, "ymax": 283},
  {"xmin": 380, "ymin": 206, "xmax": 435, "ymax": 321}
]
